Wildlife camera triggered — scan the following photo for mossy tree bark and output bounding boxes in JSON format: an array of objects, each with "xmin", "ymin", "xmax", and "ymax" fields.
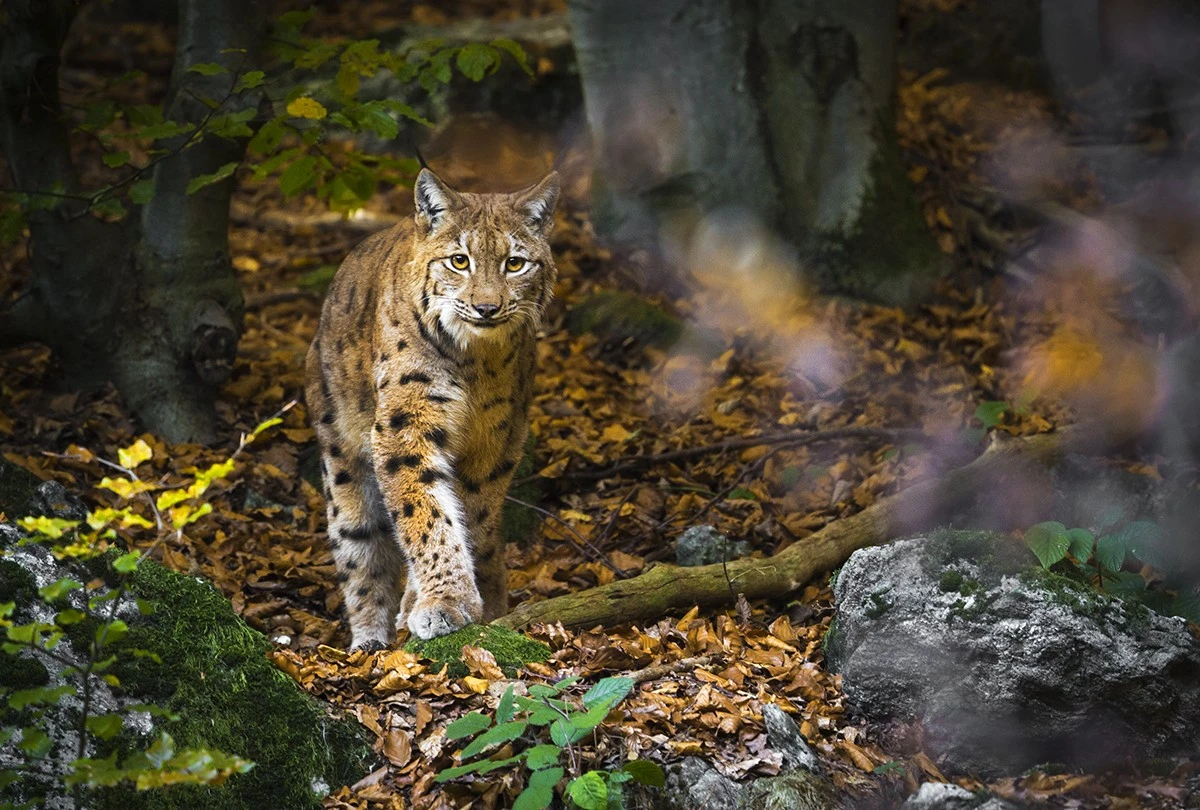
[
  {"xmin": 496, "ymin": 429, "xmax": 1074, "ymax": 631},
  {"xmin": 0, "ymin": 0, "xmax": 264, "ymax": 442},
  {"xmin": 567, "ymin": 0, "xmax": 938, "ymax": 305}
]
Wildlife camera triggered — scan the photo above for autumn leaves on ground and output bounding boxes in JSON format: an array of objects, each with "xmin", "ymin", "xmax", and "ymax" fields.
[{"xmin": 2, "ymin": 1, "xmax": 1196, "ymax": 808}]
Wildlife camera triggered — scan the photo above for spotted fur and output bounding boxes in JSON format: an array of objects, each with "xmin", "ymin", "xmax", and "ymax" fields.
[{"xmin": 305, "ymin": 168, "xmax": 559, "ymax": 646}]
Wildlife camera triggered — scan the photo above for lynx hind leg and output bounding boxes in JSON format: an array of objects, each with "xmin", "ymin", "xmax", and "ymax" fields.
[{"xmin": 321, "ymin": 451, "xmax": 405, "ymax": 650}]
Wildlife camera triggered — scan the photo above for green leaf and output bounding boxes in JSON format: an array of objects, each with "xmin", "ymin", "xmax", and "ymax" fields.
[
  {"xmin": 456, "ymin": 43, "xmax": 498, "ymax": 81},
  {"xmin": 129, "ymin": 179, "xmax": 155, "ymax": 205},
  {"xmin": 973, "ymin": 400, "xmax": 1008, "ymax": 429},
  {"xmin": 96, "ymin": 619, "xmax": 128, "ymax": 649},
  {"xmin": 513, "ymin": 785, "xmax": 554, "ymax": 810},
  {"xmin": 567, "ymin": 771, "xmax": 609, "ymax": 810},
  {"xmin": 86, "ymin": 713, "xmax": 124, "ymax": 741},
  {"xmin": 529, "ymin": 765, "xmax": 564, "ymax": 790},
  {"xmin": 186, "ymin": 161, "xmax": 239, "ymax": 195},
  {"xmin": 1095, "ymin": 533, "xmax": 1127, "ymax": 572},
  {"xmin": 445, "ymin": 711, "xmax": 492, "ymax": 741},
  {"xmin": 622, "ymin": 759, "xmax": 666, "ymax": 787},
  {"xmin": 549, "ymin": 717, "xmax": 576, "ymax": 747},
  {"xmin": 460, "ymin": 720, "xmax": 528, "ymax": 759},
  {"xmin": 491, "ymin": 37, "xmax": 533, "ymax": 76},
  {"xmin": 234, "ymin": 70, "xmax": 266, "ymax": 92},
  {"xmin": 279, "ymin": 155, "xmax": 318, "ymax": 197},
  {"xmin": 56, "ymin": 608, "xmax": 86, "ymax": 625},
  {"xmin": 38, "ymin": 577, "xmax": 83, "ymax": 601},
  {"xmin": 248, "ymin": 118, "xmax": 286, "ymax": 157},
  {"xmin": 112, "ymin": 552, "xmax": 141, "ymax": 573},
  {"xmin": 9, "ymin": 684, "xmax": 74, "ymax": 710},
  {"xmin": 103, "ymin": 151, "xmax": 131, "ymax": 168},
  {"xmin": 1104, "ymin": 570, "xmax": 1147, "ymax": 598},
  {"xmin": 523, "ymin": 744, "xmax": 560, "ymax": 770},
  {"xmin": 187, "ymin": 62, "xmax": 228, "ymax": 76},
  {"xmin": 569, "ymin": 699, "xmax": 615, "ymax": 735},
  {"xmin": 497, "ymin": 685, "xmax": 515, "ymax": 723},
  {"xmin": 1169, "ymin": 589, "xmax": 1200, "ymax": 624},
  {"xmin": 435, "ymin": 755, "xmax": 521, "ymax": 782},
  {"xmin": 727, "ymin": 487, "xmax": 758, "ymax": 501},
  {"xmin": 1025, "ymin": 522, "xmax": 1070, "ymax": 569},
  {"xmin": 18, "ymin": 727, "xmax": 51, "ymax": 758},
  {"xmin": 1065, "ymin": 528, "xmax": 1094, "ymax": 562},
  {"xmin": 1112, "ymin": 520, "xmax": 1164, "ymax": 566},
  {"xmin": 350, "ymin": 100, "xmax": 399, "ymax": 140},
  {"xmin": 92, "ymin": 197, "xmax": 126, "ymax": 219},
  {"xmin": 582, "ymin": 676, "xmax": 635, "ymax": 710}
]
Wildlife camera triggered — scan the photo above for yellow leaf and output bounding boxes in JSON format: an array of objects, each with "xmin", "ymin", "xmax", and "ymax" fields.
[
  {"xmin": 287, "ymin": 97, "xmax": 327, "ymax": 120},
  {"xmin": 87, "ymin": 508, "xmax": 154, "ymax": 531},
  {"xmin": 97, "ymin": 477, "xmax": 156, "ymax": 500},
  {"xmin": 600, "ymin": 424, "xmax": 632, "ymax": 443},
  {"xmin": 18, "ymin": 515, "xmax": 79, "ymax": 539},
  {"xmin": 462, "ymin": 676, "xmax": 490, "ymax": 694},
  {"xmin": 559, "ymin": 509, "xmax": 592, "ymax": 523},
  {"xmin": 117, "ymin": 439, "xmax": 153, "ymax": 470},
  {"xmin": 195, "ymin": 459, "xmax": 235, "ymax": 485}
]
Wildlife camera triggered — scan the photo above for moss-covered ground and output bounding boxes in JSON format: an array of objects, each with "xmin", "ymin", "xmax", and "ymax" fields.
[{"xmin": 405, "ymin": 623, "xmax": 550, "ymax": 678}]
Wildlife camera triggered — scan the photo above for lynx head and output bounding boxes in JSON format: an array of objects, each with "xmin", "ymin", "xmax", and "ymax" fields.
[{"xmin": 412, "ymin": 168, "xmax": 559, "ymax": 346}]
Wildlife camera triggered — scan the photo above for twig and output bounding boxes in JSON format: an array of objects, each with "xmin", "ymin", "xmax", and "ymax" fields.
[
  {"xmin": 513, "ymin": 426, "xmax": 921, "ymax": 488},
  {"xmin": 621, "ymin": 653, "xmax": 718, "ymax": 684},
  {"xmin": 243, "ymin": 289, "xmax": 320, "ymax": 310},
  {"xmin": 504, "ymin": 495, "xmax": 623, "ymax": 578}
]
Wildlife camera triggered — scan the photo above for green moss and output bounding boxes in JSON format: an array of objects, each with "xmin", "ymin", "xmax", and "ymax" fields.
[
  {"xmin": 0, "ymin": 457, "xmax": 41, "ymax": 520},
  {"xmin": 819, "ymin": 616, "xmax": 844, "ymax": 666},
  {"xmin": 0, "ymin": 651, "xmax": 49, "ymax": 690},
  {"xmin": 865, "ymin": 589, "xmax": 893, "ymax": 619},
  {"xmin": 808, "ymin": 119, "xmax": 941, "ymax": 307},
  {"xmin": 89, "ymin": 559, "xmax": 372, "ymax": 810},
  {"xmin": 564, "ymin": 291, "xmax": 684, "ymax": 351},
  {"xmin": 0, "ymin": 558, "xmax": 37, "ymax": 605},
  {"xmin": 405, "ymin": 623, "xmax": 550, "ymax": 678},
  {"xmin": 1016, "ymin": 565, "xmax": 1149, "ymax": 627},
  {"xmin": 938, "ymin": 570, "xmax": 964, "ymax": 593}
]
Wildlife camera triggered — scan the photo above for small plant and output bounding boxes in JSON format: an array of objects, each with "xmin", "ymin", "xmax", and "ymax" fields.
[
  {"xmin": 436, "ymin": 676, "xmax": 665, "ymax": 809},
  {"xmin": 1023, "ymin": 520, "xmax": 1200, "ymax": 622},
  {"xmin": 1, "ymin": 408, "xmax": 290, "ymax": 807}
]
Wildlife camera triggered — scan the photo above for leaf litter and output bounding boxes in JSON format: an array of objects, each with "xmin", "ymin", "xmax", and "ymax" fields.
[{"xmin": 1, "ymin": 0, "xmax": 1197, "ymax": 807}]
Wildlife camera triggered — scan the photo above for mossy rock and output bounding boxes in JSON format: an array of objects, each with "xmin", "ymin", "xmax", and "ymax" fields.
[
  {"xmin": 405, "ymin": 623, "xmax": 550, "ymax": 678},
  {"xmin": 565, "ymin": 291, "xmax": 684, "ymax": 351},
  {"xmin": 0, "ymin": 457, "xmax": 41, "ymax": 519},
  {"xmin": 86, "ymin": 560, "xmax": 373, "ymax": 810},
  {"xmin": 1, "ymin": 540, "xmax": 372, "ymax": 810}
]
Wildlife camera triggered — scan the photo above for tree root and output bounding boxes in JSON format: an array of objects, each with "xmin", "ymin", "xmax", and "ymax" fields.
[{"xmin": 495, "ymin": 428, "xmax": 1076, "ymax": 631}]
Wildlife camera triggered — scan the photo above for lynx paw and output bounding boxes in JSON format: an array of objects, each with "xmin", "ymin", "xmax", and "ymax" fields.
[{"xmin": 406, "ymin": 591, "xmax": 483, "ymax": 639}]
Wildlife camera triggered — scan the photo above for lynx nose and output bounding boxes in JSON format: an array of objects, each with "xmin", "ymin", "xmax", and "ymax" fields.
[{"xmin": 473, "ymin": 303, "xmax": 500, "ymax": 319}]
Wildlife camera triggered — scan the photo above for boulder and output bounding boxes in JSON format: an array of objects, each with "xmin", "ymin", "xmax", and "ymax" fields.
[
  {"xmin": 829, "ymin": 530, "xmax": 1200, "ymax": 776},
  {"xmin": 0, "ymin": 526, "xmax": 372, "ymax": 809},
  {"xmin": 675, "ymin": 525, "xmax": 751, "ymax": 568}
]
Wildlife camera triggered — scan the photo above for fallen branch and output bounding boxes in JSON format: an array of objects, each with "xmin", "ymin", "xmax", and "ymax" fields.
[
  {"xmin": 514, "ymin": 426, "xmax": 922, "ymax": 488},
  {"xmin": 496, "ymin": 428, "xmax": 1075, "ymax": 631}
]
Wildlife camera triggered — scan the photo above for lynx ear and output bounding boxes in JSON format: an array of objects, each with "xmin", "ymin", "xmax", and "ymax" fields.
[
  {"xmin": 515, "ymin": 171, "xmax": 560, "ymax": 236},
  {"xmin": 414, "ymin": 168, "xmax": 460, "ymax": 234}
]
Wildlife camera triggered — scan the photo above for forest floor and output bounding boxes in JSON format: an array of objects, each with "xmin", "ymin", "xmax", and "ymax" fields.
[{"xmin": 2, "ymin": 0, "xmax": 1198, "ymax": 808}]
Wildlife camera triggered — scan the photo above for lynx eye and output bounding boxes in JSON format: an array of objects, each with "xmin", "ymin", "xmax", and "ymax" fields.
[
  {"xmin": 505, "ymin": 256, "xmax": 527, "ymax": 273},
  {"xmin": 450, "ymin": 254, "xmax": 470, "ymax": 271}
]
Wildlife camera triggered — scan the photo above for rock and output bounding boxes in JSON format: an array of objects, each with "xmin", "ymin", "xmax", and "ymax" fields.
[
  {"xmin": 900, "ymin": 783, "xmax": 978, "ymax": 810},
  {"xmin": 675, "ymin": 525, "xmax": 751, "ymax": 568},
  {"xmin": 657, "ymin": 756, "xmax": 837, "ymax": 810},
  {"xmin": 829, "ymin": 531, "xmax": 1200, "ymax": 776},
  {"xmin": 762, "ymin": 704, "xmax": 819, "ymax": 772},
  {"xmin": 0, "ymin": 456, "xmax": 43, "ymax": 517},
  {"xmin": 2, "ymin": 526, "xmax": 372, "ymax": 809}
]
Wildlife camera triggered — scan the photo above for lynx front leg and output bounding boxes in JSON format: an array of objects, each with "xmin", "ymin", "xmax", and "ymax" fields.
[
  {"xmin": 462, "ymin": 484, "xmax": 511, "ymax": 621},
  {"xmin": 373, "ymin": 381, "xmax": 482, "ymax": 639}
]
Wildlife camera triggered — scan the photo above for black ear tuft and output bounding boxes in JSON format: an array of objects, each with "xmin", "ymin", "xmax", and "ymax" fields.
[
  {"xmin": 414, "ymin": 168, "xmax": 457, "ymax": 234},
  {"xmin": 515, "ymin": 171, "xmax": 560, "ymax": 236}
]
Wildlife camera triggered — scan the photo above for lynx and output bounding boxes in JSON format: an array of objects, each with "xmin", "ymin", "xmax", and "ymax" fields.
[{"xmin": 305, "ymin": 168, "xmax": 559, "ymax": 648}]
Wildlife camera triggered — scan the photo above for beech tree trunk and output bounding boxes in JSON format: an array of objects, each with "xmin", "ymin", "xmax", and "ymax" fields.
[
  {"xmin": 0, "ymin": 0, "xmax": 263, "ymax": 442},
  {"xmin": 567, "ymin": 0, "xmax": 938, "ymax": 305}
]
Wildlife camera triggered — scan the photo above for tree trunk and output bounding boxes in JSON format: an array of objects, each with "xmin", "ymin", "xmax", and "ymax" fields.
[
  {"xmin": 496, "ymin": 429, "xmax": 1073, "ymax": 631},
  {"xmin": 0, "ymin": 0, "xmax": 263, "ymax": 443},
  {"xmin": 567, "ymin": 0, "xmax": 938, "ymax": 305}
]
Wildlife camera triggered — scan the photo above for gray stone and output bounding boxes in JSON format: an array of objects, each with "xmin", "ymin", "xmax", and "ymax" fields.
[
  {"xmin": 762, "ymin": 704, "xmax": 819, "ymax": 772},
  {"xmin": 27, "ymin": 480, "xmax": 88, "ymax": 522},
  {"xmin": 901, "ymin": 782, "xmax": 978, "ymax": 810},
  {"xmin": 657, "ymin": 756, "xmax": 837, "ymax": 810},
  {"xmin": 830, "ymin": 532, "xmax": 1200, "ymax": 776},
  {"xmin": 676, "ymin": 525, "xmax": 751, "ymax": 568}
]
